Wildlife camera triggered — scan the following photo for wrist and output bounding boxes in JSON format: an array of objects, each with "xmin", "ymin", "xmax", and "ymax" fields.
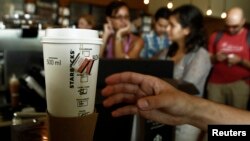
[
  {"xmin": 102, "ymin": 33, "xmax": 110, "ymax": 41},
  {"xmin": 186, "ymin": 95, "xmax": 210, "ymax": 130},
  {"xmin": 239, "ymin": 58, "xmax": 244, "ymax": 65},
  {"xmin": 124, "ymin": 54, "xmax": 130, "ymax": 59},
  {"xmin": 115, "ymin": 35, "xmax": 122, "ymax": 41}
]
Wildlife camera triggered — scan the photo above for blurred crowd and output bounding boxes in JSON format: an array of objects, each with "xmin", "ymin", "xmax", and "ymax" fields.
[
  {"xmin": 76, "ymin": 1, "xmax": 249, "ymax": 141},
  {"xmin": 2, "ymin": 0, "xmax": 246, "ymax": 141},
  {"xmin": 0, "ymin": 1, "xmax": 249, "ymax": 141}
]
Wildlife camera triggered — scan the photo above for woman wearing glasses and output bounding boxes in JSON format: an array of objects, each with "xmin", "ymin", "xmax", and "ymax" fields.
[{"xmin": 100, "ymin": 1, "xmax": 144, "ymax": 59}]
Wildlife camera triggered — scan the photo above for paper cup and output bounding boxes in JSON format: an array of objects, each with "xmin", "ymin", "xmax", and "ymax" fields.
[{"xmin": 41, "ymin": 28, "xmax": 102, "ymax": 117}]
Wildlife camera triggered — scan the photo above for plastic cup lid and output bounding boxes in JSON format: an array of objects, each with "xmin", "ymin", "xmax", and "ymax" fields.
[{"xmin": 41, "ymin": 28, "xmax": 102, "ymax": 44}]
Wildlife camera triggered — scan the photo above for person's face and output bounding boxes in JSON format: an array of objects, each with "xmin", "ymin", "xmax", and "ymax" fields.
[
  {"xmin": 166, "ymin": 15, "xmax": 189, "ymax": 42},
  {"xmin": 110, "ymin": 6, "xmax": 130, "ymax": 30},
  {"xmin": 225, "ymin": 18, "xmax": 245, "ymax": 35},
  {"xmin": 78, "ymin": 18, "xmax": 92, "ymax": 29},
  {"xmin": 154, "ymin": 18, "xmax": 169, "ymax": 36},
  {"xmin": 225, "ymin": 9, "xmax": 245, "ymax": 35}
]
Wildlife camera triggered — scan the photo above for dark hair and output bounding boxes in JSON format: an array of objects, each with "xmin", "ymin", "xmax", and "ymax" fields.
[
  {"xmin": 106, "ymin": 1, "xmax": 129, "ymax": 17},
  {"xmin": 154, "ymin": 7, "xmax": 171, "ymax": 21},
  {"xmin": 167, "ymin": 4, "xmax": 207, "ymax": 57},
  {"xmin": 77, "ymin": 14, "xmax": 95, "ymax": 28}
]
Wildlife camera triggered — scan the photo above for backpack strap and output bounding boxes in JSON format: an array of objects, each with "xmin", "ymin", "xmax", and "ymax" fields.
[
  {"xmin": 213, "ymin": 29, "xmax": 250, "ymax": 49},
  {"xmin": 247, "ymin": 29, "xmax": 250, "ymax": 47},
  {"xmin": 213, "ymin": 31, "xmax": 224, "ymax": 51}
]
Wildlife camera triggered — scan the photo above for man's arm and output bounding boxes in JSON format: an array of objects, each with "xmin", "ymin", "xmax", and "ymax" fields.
[
  {"xmin": 227, "ymin": 53, "xmax": 250, "ymax": 69},
  {"xmin": 102, "ymin": 72, "xmax": 250, "ymax": 132},
  {"xmin": 240, "ymin": 58, "xmax": 250, "ymax": 69},
  {"xmin": 188, "ymin": 95, "xmax": 250, "ymax": 131}
]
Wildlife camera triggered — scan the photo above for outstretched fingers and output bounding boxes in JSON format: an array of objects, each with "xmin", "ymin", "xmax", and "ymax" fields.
[
  {"xmin": 105, "ymin": 72, "xmax": 146, "ymax": 85},
  {"xmin": 103, "ymin": 92, "xmax": 136, "ymax": 107},
  {"xmin": 111, "ymin": 105, "xmax": 138, "ymax": 117},
  {"xmin": 102, "ymin": 83, "xmax": 145, "ymax": 97}
]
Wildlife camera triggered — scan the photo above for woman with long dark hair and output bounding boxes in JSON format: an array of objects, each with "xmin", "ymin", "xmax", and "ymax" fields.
[{"xmin": 165, "ymin": 5, "xmax": 211, "ymax": 141}]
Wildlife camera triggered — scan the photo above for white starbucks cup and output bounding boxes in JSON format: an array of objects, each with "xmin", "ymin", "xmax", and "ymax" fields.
[{"xmin": 41, "ymin": 28, "xmax": 102, "ymax": 117}]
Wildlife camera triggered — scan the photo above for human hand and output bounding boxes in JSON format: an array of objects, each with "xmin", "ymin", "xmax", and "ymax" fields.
[
  {"xmin": 227, "ymin": 54, "xmax": 242, "ymax": 66},
  {"xmin": 102, "ymin": 72, "xmax": 194, "ymax": 126},
  {"xmin": 216, "ymin": 52, "xmax": 227, "ymax": 62},
  {"xmin": 116, "ymin": 21, "xmax": 131, "ymax": 38},
  {"xmin": 103, "ymin": 22, "xmax": 114, "ymax": 38}
]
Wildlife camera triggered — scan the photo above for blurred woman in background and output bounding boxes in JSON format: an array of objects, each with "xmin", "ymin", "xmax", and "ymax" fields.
[
  {"xmin": 100, "ymin": 1, "xmax": 144, "ymax": 59},
  {"xmin": 77, "ymin": 14, "xmax": 95, "ymax": 29},
  {"xmin": 165, "ymin": 5, "xmax": 212, "ymax": 141}
]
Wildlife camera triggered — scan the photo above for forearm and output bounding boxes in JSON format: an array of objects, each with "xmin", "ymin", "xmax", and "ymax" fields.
[
  {"xmin": 240, "ymin": 58, "xmax": 250, "ymax": 70},
  {"xmin": 151, "ymin": 49, "xmax": 168, "ymax": 60},
  {"xmin": 187, "ymin": 96, "xmax": 250, "ymax": 131},
  {"xmin": 114, "ymin": 37, "xmax": 127, "ymax": 58},
  {"xmin": 210, "ymin": 54, "xmax": 217, "ymax": 64},
  {"xmin": 100, "ymin": 35, "xmax": 109, "ymax": 58},
  {"xmin": 100, "ymin": 45, "xmax": 106, "ymax": 58}
]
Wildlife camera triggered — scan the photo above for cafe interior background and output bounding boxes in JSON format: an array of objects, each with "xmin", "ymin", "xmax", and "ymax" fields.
[{"xmin": 0, "ymin": 0, "xmax": 249, "ymax": 141}]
